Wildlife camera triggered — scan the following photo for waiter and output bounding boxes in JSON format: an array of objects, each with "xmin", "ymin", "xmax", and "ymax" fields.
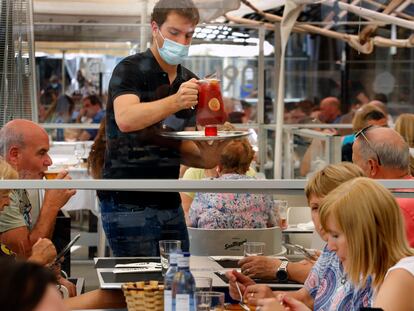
[{"xmin": 100, "ymin": 0, "xmax": 225, "ymax": 256}]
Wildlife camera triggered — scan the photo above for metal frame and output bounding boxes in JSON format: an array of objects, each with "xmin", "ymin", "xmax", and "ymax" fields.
[{"xmin": 0, "ymin": 179, "xmax": 412, "ymax": 197}]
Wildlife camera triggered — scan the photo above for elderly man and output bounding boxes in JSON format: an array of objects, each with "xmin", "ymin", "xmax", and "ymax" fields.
[
  {"xmin": 352, "ymin": 126, "xmax": 414, "ymax": 246},
  {"xmin": 0, "ymin": 119, "xmax": 76, "ymax": 257},
  {"xmin": 319, "ymin": 97, "xmax": 342, "ymax": 124}
]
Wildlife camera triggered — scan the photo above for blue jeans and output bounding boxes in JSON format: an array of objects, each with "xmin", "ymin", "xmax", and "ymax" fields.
[{"xmin": 100, "ymin": 198, "xmax": 189, "ymax": 257}]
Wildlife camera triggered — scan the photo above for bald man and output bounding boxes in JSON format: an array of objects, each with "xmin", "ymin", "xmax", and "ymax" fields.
[
  {"xmin": 0, "ymin": 119, "xmax": 75, "ymax": 257},
  {"xmin": 319, "ymin": 97, "xmax": 342, "ymax": 124},
  {"xmin": 352, "ymin": 126, "xmax": 414, "ymax": 246}
]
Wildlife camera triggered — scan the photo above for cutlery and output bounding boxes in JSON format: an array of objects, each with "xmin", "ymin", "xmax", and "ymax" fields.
[{"xmin": 235, "ymin": 281, "xmax": 250, "ymax": 311}]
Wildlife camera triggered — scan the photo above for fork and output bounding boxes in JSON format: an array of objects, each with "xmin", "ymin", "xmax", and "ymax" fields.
[{"xmin": 235, "ymin": 281, "xmax": 250, "ymax": 311}]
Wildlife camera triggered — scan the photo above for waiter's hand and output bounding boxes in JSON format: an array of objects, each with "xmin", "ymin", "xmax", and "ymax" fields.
[{"xmin": 176, "ymin": 78, "xmax": 198, "ymax": 110}]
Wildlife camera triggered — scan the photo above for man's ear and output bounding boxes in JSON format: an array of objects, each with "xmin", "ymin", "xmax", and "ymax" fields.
[
  {"xmin": 151, "ymin": 21, "xmax": 159, "ymax": 37},
  {"xmin": 367, "ymin": 158, "xmax": 379, "ymax": 177},
  {"xmin": 216, "ymin": 165, "xmax": 222, "ymax": 176},
  {"xmin": 8, "ymin": 146, "xmax": 20, "ymax": 167}
]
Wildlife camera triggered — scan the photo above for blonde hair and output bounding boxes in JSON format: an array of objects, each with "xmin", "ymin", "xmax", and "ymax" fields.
[
  {"xmin": 319, "ymin": 177, "xmax": 413, "ymax": 289},
  {"xmin": 0, "ymin": 159, "xmax": 18, "ymax": 196},
  {"xmin": 304, "ymin": 162, "xmax": 365, "ymax": 201},
  {"xmin": 395, "ymin": 113, "xmax": 414, "ymax": 148},
  {"xmin": 352, "ymin": 103, "xmax": 386, "ymax": 132}
]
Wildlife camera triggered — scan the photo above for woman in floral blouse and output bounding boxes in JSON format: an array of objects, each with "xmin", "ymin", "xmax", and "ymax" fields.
[{"xmin": 189, "ymin": 139, "xmax": 277, "ymax": 229}]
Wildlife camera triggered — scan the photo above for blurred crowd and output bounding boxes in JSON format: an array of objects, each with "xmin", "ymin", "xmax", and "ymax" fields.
[{"xmin": 37, "ymin": 71, "xmax": 106, "ymax": 142}]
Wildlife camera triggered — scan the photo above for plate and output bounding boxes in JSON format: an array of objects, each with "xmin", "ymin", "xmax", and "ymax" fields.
[{"xmin": 160, "ymin": 131, "xmax": 250, "ymax": 141}]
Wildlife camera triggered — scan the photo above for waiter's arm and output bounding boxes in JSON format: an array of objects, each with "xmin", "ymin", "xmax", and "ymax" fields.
[
  {"xmin": 114, "ymin": 79, "xmax": 199, "ymax": 132},
  {"xmin": 180, "ymin": 140, "xmax": 229, "ymax": 169}
]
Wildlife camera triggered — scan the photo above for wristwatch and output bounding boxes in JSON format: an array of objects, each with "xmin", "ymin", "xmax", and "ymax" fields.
[{"xmin": 275, "ymin": 259, "xmax": 289, "ymax": 282}]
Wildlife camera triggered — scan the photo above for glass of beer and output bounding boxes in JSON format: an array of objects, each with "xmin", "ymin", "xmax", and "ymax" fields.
[
  {"xmin": 44, "ymin": 168, "xmax": 61, "ymax": 180},
  {"xmin": 273, "ymin": 200, "xmax": 288, "ymax": 229}
]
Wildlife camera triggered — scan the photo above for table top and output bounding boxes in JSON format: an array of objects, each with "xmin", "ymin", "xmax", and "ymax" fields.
[
  {"xmin": 283, "ymin": 226, "xmax": 314, "ymax": 234},
  {"xmin": 94, "ymin": 256, "xmax": 303, "ymax": 291}
]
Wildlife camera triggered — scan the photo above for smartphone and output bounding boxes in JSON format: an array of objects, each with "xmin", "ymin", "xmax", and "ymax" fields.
[{"xmin": 53, "ymin": 234, "xmax": 81, "ymax": 264}]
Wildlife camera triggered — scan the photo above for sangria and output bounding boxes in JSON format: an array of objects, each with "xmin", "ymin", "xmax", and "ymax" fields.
[{"xmin": 196, "ymin": 79, "xmax": 226, "ymax": 134}]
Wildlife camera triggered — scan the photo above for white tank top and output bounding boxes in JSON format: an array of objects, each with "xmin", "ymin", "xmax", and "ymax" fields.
[{"xmin": 386, "ymin": 256, "xmax": 414, "ymax": 277}]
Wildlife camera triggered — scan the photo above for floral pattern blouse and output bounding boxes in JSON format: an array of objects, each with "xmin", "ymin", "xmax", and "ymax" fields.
[{"xmin": 189, "ymin": 174, "xmax": 277, "ymax": 229}]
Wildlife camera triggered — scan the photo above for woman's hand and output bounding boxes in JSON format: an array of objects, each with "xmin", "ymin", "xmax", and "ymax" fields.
[
  {"xmin": 225, "ymin": 270, "xmax": 256, "ymax": 300},
  {"xmin": 256, "ymin": 298, "xmax": 286, "ymax": 311},
  {"xmin": 258, "ymin": 294, "xmax": 312, "ymax": 311},
  {"xmin": 244, "ymin": 284, "xmax": 276, "ymax": 305}
]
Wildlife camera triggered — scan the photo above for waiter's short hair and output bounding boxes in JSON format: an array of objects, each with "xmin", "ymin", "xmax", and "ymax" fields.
[{"xmin": 151, "ymin": 0, "xmax": 200, "ymax": 26}]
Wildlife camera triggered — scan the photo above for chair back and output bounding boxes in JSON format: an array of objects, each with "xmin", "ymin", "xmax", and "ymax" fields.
[
  {"xmin": 287, "ymin": 206, "xmax": 311, "ymax": 225},
  {"xmin": 188, "ymin": 226, "xmax": 282, "ymax": 256}
]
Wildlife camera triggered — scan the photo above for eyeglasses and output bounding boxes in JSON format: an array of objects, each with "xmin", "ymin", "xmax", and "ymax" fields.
[{"xmin": 355, "ymin": 125, "xmax": 382, "ymax": 166}]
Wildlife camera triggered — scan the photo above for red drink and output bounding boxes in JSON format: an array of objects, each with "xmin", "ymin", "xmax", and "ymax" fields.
[
  {"xmin": 196, "ymin": 79, "xmax": 226, "ymax": 127},
  {"xmin": 204, "ymin": 125, "xmax": 218, "ymax": 136}
]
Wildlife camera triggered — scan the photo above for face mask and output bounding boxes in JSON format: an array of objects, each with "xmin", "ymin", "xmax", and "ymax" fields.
[{"xmin": 156, "ymin": 30, "xmax": 190, "ymax": 65}]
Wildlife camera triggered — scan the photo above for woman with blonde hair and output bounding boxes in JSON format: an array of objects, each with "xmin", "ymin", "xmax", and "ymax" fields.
[
  {"xmin": 257, "ymin": 177, "xmax": 414, "ymax": 311},
  {"xmin": 395, "ymin": 113, "xmax": 414, "ymax": 175},
  {"xmin": 228, "ymin": 163, "xmax": 372, "ymax": 311}
]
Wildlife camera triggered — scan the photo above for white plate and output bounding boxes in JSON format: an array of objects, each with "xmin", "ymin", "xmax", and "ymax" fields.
[{"xmin": 160, "ymin": 130, "xmax": 250, "ymax": 141}]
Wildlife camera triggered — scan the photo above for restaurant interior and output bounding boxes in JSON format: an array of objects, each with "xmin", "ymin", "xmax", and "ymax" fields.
[{"xmin": 0, "ymin": 0, "xmax": 414, "ymax": 310}]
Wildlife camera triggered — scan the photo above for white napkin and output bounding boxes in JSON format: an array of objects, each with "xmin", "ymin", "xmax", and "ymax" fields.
[{"xmin": 297, "ymin": 221, "xmax": 315, "ymax": 230}]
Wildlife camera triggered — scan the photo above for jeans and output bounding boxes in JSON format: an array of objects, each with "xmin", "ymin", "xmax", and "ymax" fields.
[{"xmin": 100, "ymin": 198, "xmax": 189, "ymax": 257}]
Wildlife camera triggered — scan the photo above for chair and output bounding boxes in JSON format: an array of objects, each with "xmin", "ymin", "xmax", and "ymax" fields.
[
  {"xmin": 287, "ymin": 206, "xmax": 311, "ymax": 225},
  {"xmin": 286, "ymin": 206, "xmax": 313, "ymax": 249},
  {"xmin": 188, "ymin": 226, "xmax": 282, "ymax": 256}
]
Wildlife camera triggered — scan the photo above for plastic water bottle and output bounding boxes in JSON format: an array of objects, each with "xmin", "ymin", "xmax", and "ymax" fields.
[
  {"xmin": 172, "ymin": 252, "xmax": 195, "ymax": 311},
  {"xmin": 164, "ymin": 252, "xmax": 181, "ymax": 311}
]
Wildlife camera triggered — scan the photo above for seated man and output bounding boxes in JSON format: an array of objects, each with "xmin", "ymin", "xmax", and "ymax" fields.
[
  {"xmin": 0, "ymin": 119, "xmax": 76, "ymax": 258},
  {"xmin": 76, "ymin": 94, "xmax": 105, "ymax": 141}
]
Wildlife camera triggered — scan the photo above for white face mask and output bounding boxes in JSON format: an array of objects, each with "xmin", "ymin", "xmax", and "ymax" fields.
[
  {"xmin": 156, "ymin": 30, "xmax": 190, "ymax": 65},
  {"xmin": 409, "ymin": 147, "xmax": 414, "ymax": 157}
]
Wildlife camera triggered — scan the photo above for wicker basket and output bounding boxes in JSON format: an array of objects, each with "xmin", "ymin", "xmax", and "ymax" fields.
[{"xmin": 122, "ymin": 281, "xmax": 164, "ymax": 311}]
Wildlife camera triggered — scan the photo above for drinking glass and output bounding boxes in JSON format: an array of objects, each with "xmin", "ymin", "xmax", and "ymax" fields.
[
  {"xmin": 196, "ymin": 291, "xmax": 225, "ymax": 311},
  {"xmin": 194, "ymin": 277, "xmax": 213, "ymax": 292},
  {"xmin": 44, "ymin": 167, "xmax": 61, "ymax": 180},
  {"xmin": 158, "ymin": 240, "xmax": 181, "ymax": 276},
  {"xmin": 274, "ymin": 200, "xmax": 288, "ymax": 229},
  {"xmin": 74, "ymin": 143, "xmax": 86, "ymax": 167},
  {"xmin": 243, "ymin": 242, "xmax": 265, "ymax": 257}
]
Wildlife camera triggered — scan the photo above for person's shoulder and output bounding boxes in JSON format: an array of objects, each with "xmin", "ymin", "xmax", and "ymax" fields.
[
  {"xmin": 314, "ymin": 245, "xmax": 339, "ymax": 268},
  {"xmin": 388, "ymin": 256, "xmax": 414, "ymax": 276},
  {"xmin": 115, "ymin": 50, "xmax": 154, "ymax": 71},
  {"xmin": 180, "ymin": 66, "xmax": 199, "ymax": 81},
  {"xmin": 182, "ymin": 167, "xmax": 205, "ymax": 180}
]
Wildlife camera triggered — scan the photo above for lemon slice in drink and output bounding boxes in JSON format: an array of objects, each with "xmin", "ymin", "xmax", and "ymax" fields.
[{"xmin": 208, "ymin": 98, "xmax": 220, "ymax": 111}]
